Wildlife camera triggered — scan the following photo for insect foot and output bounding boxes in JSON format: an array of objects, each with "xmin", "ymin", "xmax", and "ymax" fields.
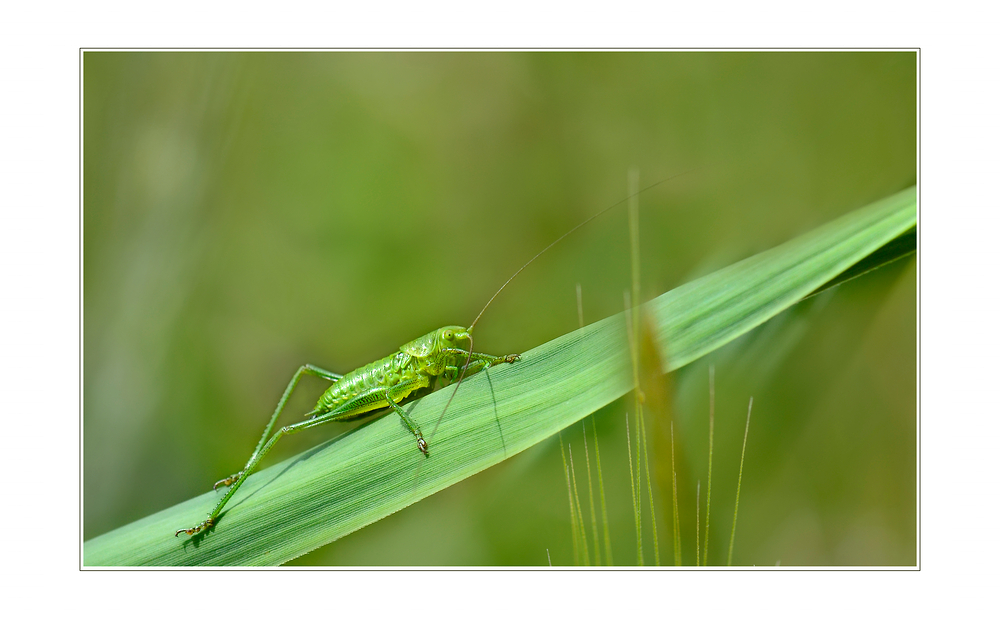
[
  {"xmin": 213, "ymin": 472, "xmax": 241, "ymax": 491},
  {"xmin": 417, "ymin": 436, "xmax": 428, "ymax": 455},
  {"xmin": 175, "ymin": 517, "xmax": 215, "ymax": 537},
  {"xmin": 504, "ymin": 354, "xmax": 521, "ymax": 363}
]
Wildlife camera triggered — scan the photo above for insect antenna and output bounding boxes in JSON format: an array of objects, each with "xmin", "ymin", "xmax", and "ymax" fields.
[{"xmin": 427, "ymin": 168, "xmax": 698, "ymax": 453}]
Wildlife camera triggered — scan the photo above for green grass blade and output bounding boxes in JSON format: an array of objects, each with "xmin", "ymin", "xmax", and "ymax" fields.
[
  {"xmin": 84, "ymin": 186, "xmax": 916, "ymax": 566},
  {"xmin": 648, "ymin": 186, "xmax": 915, "ymax": 372}
]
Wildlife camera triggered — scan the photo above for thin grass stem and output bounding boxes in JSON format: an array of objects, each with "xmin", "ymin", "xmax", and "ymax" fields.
[
  {"xmin": 696, "ymin": 480, "xmax": 701, "ymax": 567},
  {"xmin": 569, "ymin": 443, "xmax": 590, "ymax": 566},
  {"xmin": 559, "ymin": 431, "xmax": 579, "ymax": 566},
  {"xmin": 703, "ymin": 365, "xmax": 715, "ymax": 566},
  {"xmin": 727, "ymin": 397, "xmax": 753, "ymax": 566},
  {"xmin": 623, "ymin": 292, "xmax": 642, "ymax": 565},
  {"xmin": 592, "ymin": 418, "xmax": 614, "ymax": 565},
  {"xmin": 671, "ymin": 421, "xmax": 681, "ymax": 566},
  {"xmin": 582, "ymin": 420, "xmax": 601, "ymax": 565}
]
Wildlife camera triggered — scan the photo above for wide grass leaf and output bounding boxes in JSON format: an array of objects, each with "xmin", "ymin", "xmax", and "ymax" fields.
[{"xmin": 83, "ymin": 185, "xmax": 916, "ymax": 566}]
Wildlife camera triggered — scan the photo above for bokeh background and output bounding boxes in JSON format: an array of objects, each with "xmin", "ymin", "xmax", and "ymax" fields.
[{"xmin": 83, "ymin": 51, "xmax": 916, "ymax": 566}]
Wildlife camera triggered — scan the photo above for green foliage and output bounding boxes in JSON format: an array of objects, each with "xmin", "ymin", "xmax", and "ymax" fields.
[{"xmin": 84, "ymin": 186, "xmax": 915, "ymax": 566}]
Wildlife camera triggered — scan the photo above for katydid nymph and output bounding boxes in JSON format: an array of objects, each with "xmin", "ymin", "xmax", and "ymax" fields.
[
  {"xmin": 175, "ymin": 172, "xmax": 691, "ymax": 538},
  {"xmin": 175, "ymin": 325, "xmax": 518, "ymax": 536}
]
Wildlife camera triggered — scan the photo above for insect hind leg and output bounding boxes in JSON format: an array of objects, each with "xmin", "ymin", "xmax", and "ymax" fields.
[
  {"xmin": 208, "ymin": 363, "xmax": 343, "ymax": 490},
  {"xmin": 176, "ymin": 409, "xmax": 349, "ymax": 537}
]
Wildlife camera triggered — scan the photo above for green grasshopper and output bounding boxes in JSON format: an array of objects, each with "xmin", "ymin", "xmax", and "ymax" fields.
[
  {"xmin": 175, "ymin": 324, "xmax": 518, "ymax": 536},
  {"xmin": 176, "ymin": 172, "xmax": 692, "ymax": 537}
]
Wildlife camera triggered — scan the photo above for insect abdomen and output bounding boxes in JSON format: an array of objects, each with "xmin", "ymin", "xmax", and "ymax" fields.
[{"xmin": 313, "ymin": 351, "xmax": 421, "ymax": 419}]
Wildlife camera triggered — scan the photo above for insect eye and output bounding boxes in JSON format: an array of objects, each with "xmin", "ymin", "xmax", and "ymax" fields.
[{"xmin": 444, "ymin": 330, "xmax": 453, "ymax": 340}]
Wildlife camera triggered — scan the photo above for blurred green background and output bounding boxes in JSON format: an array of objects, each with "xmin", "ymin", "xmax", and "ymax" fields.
[{"xmin": 83, "ymin": 51, "xmax": 916, "ymax": 566}]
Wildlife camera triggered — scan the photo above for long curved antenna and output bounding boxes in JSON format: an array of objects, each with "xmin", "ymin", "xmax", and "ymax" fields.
[
  {"xmin": 428, "ymin": 169, "xmax": 697, "ymax": 452},
  {"xmin": 468, "ymin": 168, "xmax": 698, "ymax": 331}
]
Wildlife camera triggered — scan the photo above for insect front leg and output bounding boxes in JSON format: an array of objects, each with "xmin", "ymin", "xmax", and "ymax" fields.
[
  {"xmin": 441, "ymin": 361, "xmax": 486, "ymax": 384},
  {"xmin": 440, "ymin": 348, "xmax": 520, "ymax": 383}
]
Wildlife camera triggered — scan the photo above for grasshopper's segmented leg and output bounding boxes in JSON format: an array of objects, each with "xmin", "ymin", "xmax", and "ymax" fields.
[
  {"xmin": 442, "ymin": 349, "xmax": 520, "ymax": 366},
  {"xmin": 383, "ymin": 394, "xmax": 426, "ymax": 454},
  {"xmin": 176, "ymin": 331, "xmax": 520, "ymax": 537},
  {"xmin": 176, "ymin": 410, "xmax": 353, "ymax": 536},
  {"xmin": 440, "ymin": 349, "xmax": 520, "ymax": 378},
  {"xmin": 205, "ymin": 364, "xmax": 341, "ymax": 492},
  {"xmin": 176, "ymin": 377, "xmax": 426, "ymax": 537},
  {"xmin": 213, "ymin": 473, "xmax": 240, "ymax": 491},
  {"xmin": 441, "ymin": 350, "xmax": 518, "ymax": 439},
  {"xmin": 176, "ymin": 364, "xmax": 342, "ymax": 537},
  {"xmin": 442, "ymin": 351, "xmax": 519, "ymax": 384}
]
